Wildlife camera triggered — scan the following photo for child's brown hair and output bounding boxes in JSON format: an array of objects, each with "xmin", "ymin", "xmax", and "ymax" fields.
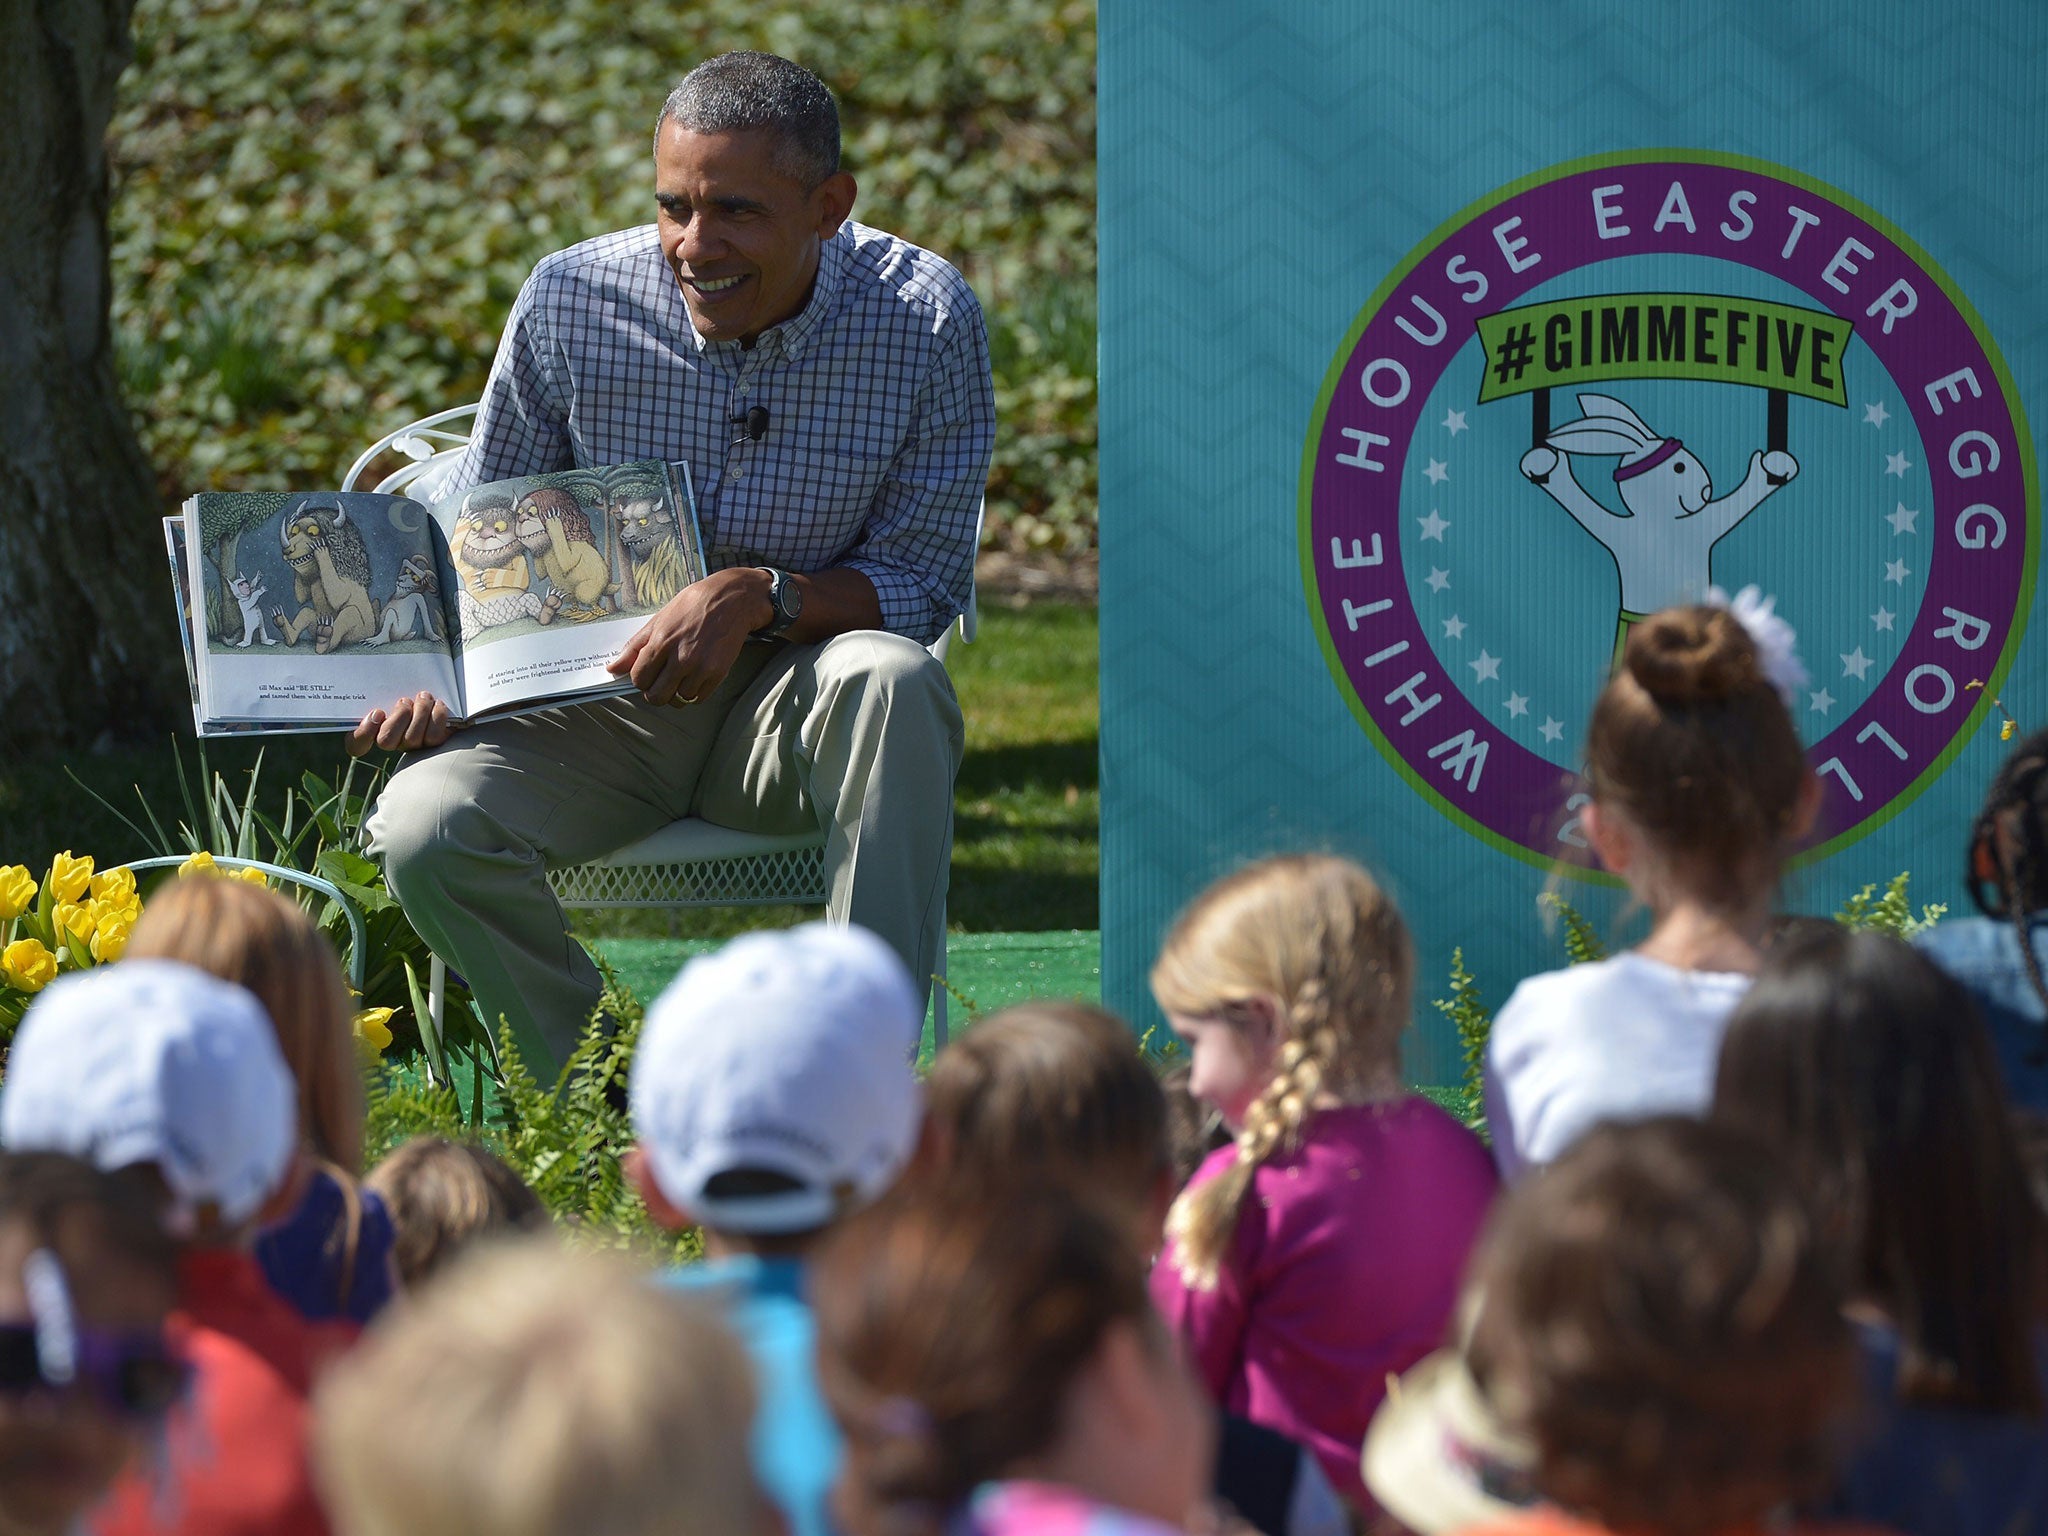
[
  {"xmin": 1467, "ymin": 1116, "xmax": 1854, "ymax": 1536},
  {"xmin": 1584, "ymin": 605, "xmax": 1808, "ymax": 909},
  {"xmin": 812, "ymin": 1184, "xmax": 1160, "ymax": 1536},
  {"xmin": 366, "ymin": 1137, "xmax": 548, "ymax": 1289},
  {"xmin": 922, "ymin": 1002, "xmax": 1170, "ymax": 1217},
  {"xmin": 1152, "ymin": 853, "xmax": 1413, "ymax": 1287}
]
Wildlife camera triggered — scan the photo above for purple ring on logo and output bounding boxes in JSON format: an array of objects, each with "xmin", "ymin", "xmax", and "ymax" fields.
[{"xmin": 1302, "ymin": 152, "xmax": 2036, "ymax": 871}]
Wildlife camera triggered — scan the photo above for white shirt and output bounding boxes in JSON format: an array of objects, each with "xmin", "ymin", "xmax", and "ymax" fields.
[{"xmin": 1483, "ymin": 951, "xmax": 1751, "ymax": 1183}]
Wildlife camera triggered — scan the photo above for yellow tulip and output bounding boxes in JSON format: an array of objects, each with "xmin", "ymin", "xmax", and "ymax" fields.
[
  {"xmin": 89, "ymin": 867, "xmax": 137, "ymax": 907},
  {"xmin": 45, "ymin": 853, "xmax": 92, "ymax": 906},
  {"xmin": 1, "ymin": 939, "xmax": 57, "ymax": 994},
  {"xmin": 352, "ymin": 1007, "xmax": 396, "ymax": 1055},
  {"xmin": 52, "ymin": 903, "xmax": 95, "ymax": 943},
  {"xmin": 230, "ymin": 866, "xmax": 268, "ymax": 887},
  {"xmin": 89, "ymin": 912, "xmax": 133, "ymax": 964},
  {"xmin": 0, "ymin": 866, "xmax": 35, "ymax": 922},
  {"xmin": 177, "ymin": 851, "xmax": 217, "ymax": 877}
]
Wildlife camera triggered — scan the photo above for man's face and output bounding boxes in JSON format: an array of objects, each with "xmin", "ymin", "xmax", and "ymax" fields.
[{"xmin": 653, "ymin": 121, "xmax": 855, "ymax": 344}]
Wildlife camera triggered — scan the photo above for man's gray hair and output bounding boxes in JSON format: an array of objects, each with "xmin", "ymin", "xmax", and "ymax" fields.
[{"xmin": 654, "ymin": 52, "xmax": 841, "ymax": 189}]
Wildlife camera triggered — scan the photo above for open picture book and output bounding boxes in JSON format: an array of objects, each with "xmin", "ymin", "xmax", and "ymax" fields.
[{"xmin": 165, "ymin": 460, "xmax": 706, "ymax": 735}]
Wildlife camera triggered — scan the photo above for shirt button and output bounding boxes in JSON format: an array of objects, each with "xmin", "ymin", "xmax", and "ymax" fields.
[
  {"xmin": 736, "ymin": 383, "xmax": 749, "ymax": 396},
  {"xmin": 730, "ymin": 469, "xmax": 744, "ymax": 482}
]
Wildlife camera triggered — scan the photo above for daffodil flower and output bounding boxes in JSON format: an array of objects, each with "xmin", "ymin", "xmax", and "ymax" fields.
[
  {"xmin": 45, "ymin": 852, "xmax": 92, "ymax": 906},
  {"xmin": 1, "ymin": 938, "xmax": 57, "ymax": 994},
  {"xmin": 352, "ymin": 1007, "xmax": 396, "ymax": 1055},
  {"xmin": 0, "ymin": 866, "xmax": 36, "ymax": 922}
]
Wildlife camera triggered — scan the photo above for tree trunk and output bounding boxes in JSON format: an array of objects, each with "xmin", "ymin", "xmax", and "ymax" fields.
[{"xmin": 0, "ymin": 0, "xmax": 172, "ymax": 756}]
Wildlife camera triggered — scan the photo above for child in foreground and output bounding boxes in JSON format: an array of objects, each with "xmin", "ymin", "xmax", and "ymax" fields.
[
  {"xmin": 314, "ymin": 1238, "xmax": 776, "ymax": 1536},
  {"xmin": 1916, "ymin": 725, "xmax": 2048, "ymax": 1110},
  {"xmin": 922, "ymin": 1002, "xmax": 1348, "ymax": 1536},
  {"xmin": 1485, "ymin": 598, "xmax": 1816, "ymax": 1179},
  {"xmin": 1, "ymin": 960, "xmax": 340, "ymax": 1536},
  {"xmin": 1712, "ymin": 927, "xmax": 2048, "ymax": 1535},
  {"xmin": 626, "ymin": 922, "xmax": 925, "ymax": 1536},
  {"xmin": 0, "ymin": 1154, "xmax": 186, "ymax": 1536},
  {"xmin": 1148, "ymin": 853, "xmax": 1498, "ymax": 1514},
  {"xmin": 814, "ymin": 1183, "xmax": 1214, "ymax": 1536},
  {"xmin": 365, "ymin": 1137, "xmax": 546, "ymax": 1290},
  {"xmin": 1443, "ymin": 1116, "xmax": 1873, "ymax": 1536},
  {"xmin": 128, "ymin": 875, "xmax": 397, "ymax": 1323}
]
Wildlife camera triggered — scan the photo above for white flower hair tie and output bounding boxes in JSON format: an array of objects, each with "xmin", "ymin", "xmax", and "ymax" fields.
[{"xmin": 1706, "ymin": 585, "xmax": 1809, "ymax": 709}]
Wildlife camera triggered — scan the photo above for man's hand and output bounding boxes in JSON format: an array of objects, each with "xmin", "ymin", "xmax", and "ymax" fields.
[
  {"xmin": 609, "ymin": 567, "xmax": 774, "ymax": 707},
  {"xmin": 348, "ymin": 691, "xmax": 457, "ymax": 757}
]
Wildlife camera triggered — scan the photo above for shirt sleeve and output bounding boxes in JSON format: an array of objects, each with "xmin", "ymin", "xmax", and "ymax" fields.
[
  {"xmin": 447, "ymin": 267, "xmax": 576, "ymax": 494},
  {"xmin": 837, "ymin": 290, "xmax": 996, "ymax": 645}
]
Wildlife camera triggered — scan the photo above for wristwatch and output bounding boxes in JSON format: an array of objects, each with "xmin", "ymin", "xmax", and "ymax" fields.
[{"xmin": 756, "ymin": 567, "xmax": 803, "ymax": 638}]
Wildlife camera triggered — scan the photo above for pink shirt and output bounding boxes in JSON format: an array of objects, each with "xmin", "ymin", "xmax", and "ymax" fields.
[{"xmin": 1149, "ymin": 1098, "xmax": 1498, "ymax": 1512}]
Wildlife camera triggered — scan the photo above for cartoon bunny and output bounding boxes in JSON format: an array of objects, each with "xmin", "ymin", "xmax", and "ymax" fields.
[{"xmin": 1519, "ymin": 393, "xmax": 1798, "ymax": 658}]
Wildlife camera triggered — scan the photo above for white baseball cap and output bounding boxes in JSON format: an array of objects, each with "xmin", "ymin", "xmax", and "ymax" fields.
[
  {"xmin": 631, "ymin": 923, "xmax": 923, "ymax": 1234},
  {"xmin": 1, "ymin": 960, "xmax": 298, "ymax": 1230}
]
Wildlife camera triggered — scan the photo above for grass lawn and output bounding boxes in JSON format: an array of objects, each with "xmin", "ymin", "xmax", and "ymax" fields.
[{"xmin": 0, "ymin": 602, "xmax": 1100, "ymax": 938}]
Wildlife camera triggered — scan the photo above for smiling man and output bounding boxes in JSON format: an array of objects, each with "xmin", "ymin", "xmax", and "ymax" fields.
[{"xmin": 355, "ymin": 52, "xmax": 995, "ymax": 1069}]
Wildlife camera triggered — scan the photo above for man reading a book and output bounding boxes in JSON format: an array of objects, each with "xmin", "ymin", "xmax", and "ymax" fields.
[{"xmin": 349, "ymin": 50, "xmax": 995, "ymax": 1069}]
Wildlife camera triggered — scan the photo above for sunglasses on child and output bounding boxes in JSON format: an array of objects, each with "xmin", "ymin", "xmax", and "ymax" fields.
[{"xmin": 0, "ymin": 1323, "xmax": 187, "ymax": 1419}]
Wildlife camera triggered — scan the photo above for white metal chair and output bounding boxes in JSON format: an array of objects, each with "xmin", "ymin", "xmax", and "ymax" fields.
[{"xmin": 343, "ymin": 407, "xmax": 974, "ymax": 1050}]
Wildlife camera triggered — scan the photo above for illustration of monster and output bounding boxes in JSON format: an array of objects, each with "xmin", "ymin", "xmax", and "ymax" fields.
[
  {"xmin": 269, "ymin": 499, "xmax": 379, "ymax": 653},
  {"xmin": 612, "ymin": 486, "xmax": 686, "ymax": 611},
  {"xmin": 451, "ymin": 494, "xmax": 557, "ymax": 635},
  {"xmin": 514, "ymin": 487, "xmax": 615, "ymax": 620},
  {"xmin": 363, "ymin": 554, "xmax": 446, "ymax": 646}
]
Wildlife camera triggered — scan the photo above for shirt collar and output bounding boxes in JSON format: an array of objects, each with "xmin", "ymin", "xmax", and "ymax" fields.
[{"xmin": 683, "ymin": 225, "xmax": 848, "ymax": 363}]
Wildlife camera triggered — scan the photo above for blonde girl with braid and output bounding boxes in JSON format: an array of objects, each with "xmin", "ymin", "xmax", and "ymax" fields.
[{"xmin": 1147, "ymin": 854, "xmax": 1499, "ymax": 1519}]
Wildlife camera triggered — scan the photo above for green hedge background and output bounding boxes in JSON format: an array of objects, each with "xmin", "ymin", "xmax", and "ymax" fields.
[{"xmin": 110, "ymin": 0, "xmax": 1098, "ymax": 552}]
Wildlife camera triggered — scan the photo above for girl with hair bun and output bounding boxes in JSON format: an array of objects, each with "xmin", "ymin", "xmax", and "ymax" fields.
[
  {"xmin": 1146, "ymin": 854, "xmax": 1498, "ymax": 1516},
  {"xmin": 1485, "ymin": 600, "xmax": 1818, "ymax": 1183}
]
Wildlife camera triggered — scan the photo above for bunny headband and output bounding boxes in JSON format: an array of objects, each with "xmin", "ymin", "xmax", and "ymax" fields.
[{"xmin": 1612, "ymin": 439, "xmax": 1684, "ymax": 483}]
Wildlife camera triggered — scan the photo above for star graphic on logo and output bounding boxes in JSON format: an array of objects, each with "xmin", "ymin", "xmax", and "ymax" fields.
[
  {"xmin": 1417, "ymin": 508, "xmax": 1450, "ymax": 541},
  {"xmin": 1885, "ymin": 451, "xmax": 1912, "ymax": 478},
  {"xmin": 1424, "ymin": 459, "xmax": 1450, "ymax": 485},
  {"xmin": 1442, "ymin": 614, "xmax": 1466, "ymax": 640},
  {"xmin": 1469, "ymin": 650, "xmax": 1500, "ymax": 683},
  {"xmin": 1841, "ymin": 647, "xmax": 1873, "ymax": 681},
  {"xmin": 1442, "ymin": 409, "xmax": 1468, "ymax": 436},
  {"xmin": 1887, "ymin": 503, "xmax": 1918, "ymax": 536},
  {"xmin": 1809, "ymin": 688, "xmax": 1835, "ymax": 715},
  {"xmin": 1872, "ymin": 606, "xmax": 1895, "ymax": 632},
  {"xmin": 1539, "ymin": 717, "xmax": 1564, "ymax": 744},
  {"xmin": 1505, "ymin": 692, "xmax": 1529, "ymax": 718},
  {"xmin": 1425, "ymin": 567, "xmax": 1450, "ymax": 593},
  {"xmin": 1885, "ymin": 558, "xmax": 1911, "ymax": 585},
  {"xmin": 1863, "ymin": 402, "xmax": 1890, "ymax": 428}
]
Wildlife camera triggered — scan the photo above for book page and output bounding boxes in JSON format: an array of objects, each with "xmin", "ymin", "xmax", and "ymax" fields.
[
  {"xmin": 437, "ymin": 461, "xmax": 707, "ymax": 719},
  {"xmin": 186, "ymin": 490, "xmax": 463, "ymax": 728}
]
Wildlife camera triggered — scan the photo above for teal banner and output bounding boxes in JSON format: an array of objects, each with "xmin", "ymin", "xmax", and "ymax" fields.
[{"xmin": 1101, "ymin": 2, "xmax": 2048, "ymax": 1079}]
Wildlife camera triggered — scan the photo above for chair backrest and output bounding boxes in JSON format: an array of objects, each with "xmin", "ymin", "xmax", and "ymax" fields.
[{"xmin": 342, "ymin": 404, "xmax": 981, "ymax": 649}]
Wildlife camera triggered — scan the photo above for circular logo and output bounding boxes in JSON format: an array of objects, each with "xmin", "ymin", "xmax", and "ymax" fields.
[{"xmin": 1302, "ymin": 151, "xmax": 2037, "ymax": 875}]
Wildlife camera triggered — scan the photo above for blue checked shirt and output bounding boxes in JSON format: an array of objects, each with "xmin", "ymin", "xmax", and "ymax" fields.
[{"xmin": 448, "ymin": 221, "xmax": 995, "ymax": 644}]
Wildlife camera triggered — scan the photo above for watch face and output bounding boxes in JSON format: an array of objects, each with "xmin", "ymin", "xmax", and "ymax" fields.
[{"xmin": 780, "ymin": 578, "xmax": 804, "ymax": 620}]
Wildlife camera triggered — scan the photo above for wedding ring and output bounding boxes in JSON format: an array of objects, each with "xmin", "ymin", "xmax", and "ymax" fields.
[{"xmin": 674, "ymin": 692, "xmax": 701, "ymax": 707}]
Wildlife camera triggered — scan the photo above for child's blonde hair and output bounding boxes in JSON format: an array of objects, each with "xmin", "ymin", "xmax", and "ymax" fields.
[
  {"xmin": 315, "ymin": 1237, "xmax": 768, "ymax": 1536},
  {"xmin": 128, "ymin": 875, "xmax": 364, "ymax": 1174},
  {"xmin": 1153, "ymin": 854, "xmax": 1413, "ymax": 1288}
]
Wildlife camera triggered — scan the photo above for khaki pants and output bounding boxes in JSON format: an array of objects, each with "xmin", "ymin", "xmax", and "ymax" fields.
[{"xmin": 362, "ymin": 631, "xmax": 963, "ymax": 1069}]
